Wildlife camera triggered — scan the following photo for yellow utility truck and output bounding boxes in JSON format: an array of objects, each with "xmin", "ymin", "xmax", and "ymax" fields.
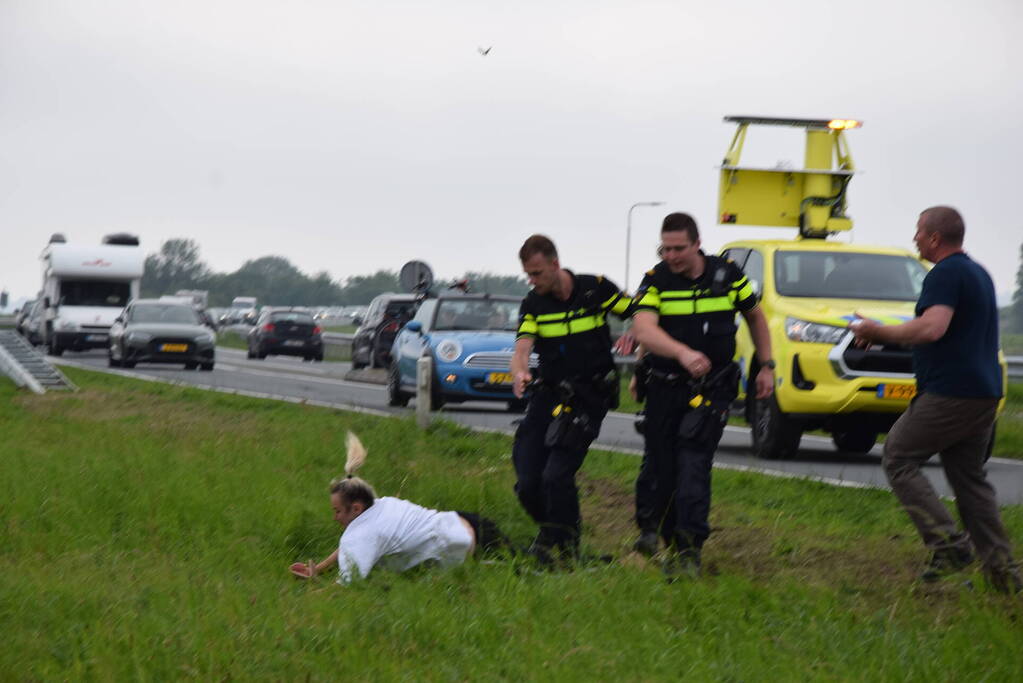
[{"xmin": 717, "ymin": 116, "xmax": 1005, "ymax": 459}]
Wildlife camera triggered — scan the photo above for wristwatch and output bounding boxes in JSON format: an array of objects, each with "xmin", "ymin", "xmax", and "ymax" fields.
[{"xmin": 762, "ymin": 359, "xmax": 776, "ymax": 370}]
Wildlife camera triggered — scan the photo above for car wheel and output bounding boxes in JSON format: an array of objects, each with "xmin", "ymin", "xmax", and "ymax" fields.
[
  {"xmin": 48, "ymin": 337, "xmax": 63, "ymax": 357},
  {"xmin": 832, "ymin": 429, "xmax": 877, "ymax": 454},
  {"xmin": 314, "ymin": 352, "xmax": 324, "ymax": 362},
  {"xmin": 108, "ymin": 352, "xmax": 121, "ymax": 368},
  {"xmin": 247, "ymin": 345, "xmax": 256, "ymax": 359},
  {"xmin": 201, "ymin": 362, "xmax": 214, "ymax": 371},
  {"xmin": 257, "ymin": 348, "xmax": 267, "ymax": 359},
  {"xmin": 122, "ymin": 360, "xmax": 136, "ymax": 369},
  {"xmin": 303, "ymin": 355, "xmax": 312, "ymax": 362},
  {"xmin": 387, "ymin": 364, "xmax": 410, "ymax": 407},
  {"xmin": 750, "ymin": 395, "xmax": 802, "ymax": 460},
  {"xmin": 507, "ymin": 399, "xmax": 529, "ymax": 413}
]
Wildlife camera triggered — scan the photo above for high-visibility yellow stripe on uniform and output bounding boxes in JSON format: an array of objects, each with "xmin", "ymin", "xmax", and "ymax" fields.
[
  {"xmin": 517, "ymin": 313, "xmax": 538, "ymax": 337},
  {"xmin": 635, "ymin": 286, "xmax": 661, "ymax": 309},
  {"xmin": 602, "ymin": 292, "xmax": 631, "ymax": 315},
  {"xmin": 535, "ymin": 312, "xmax": 606, "ymax": 337}
]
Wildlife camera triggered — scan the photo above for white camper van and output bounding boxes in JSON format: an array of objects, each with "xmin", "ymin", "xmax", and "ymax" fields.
[{"xmin": 39, "ymin": 233, "xmax": 145, "ymax": 356}]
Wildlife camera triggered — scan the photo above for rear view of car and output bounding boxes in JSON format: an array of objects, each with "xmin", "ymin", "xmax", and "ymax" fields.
[
  {"xmin": 351, "ymin": 294, "xmax": 419, "ymax": 369},
  {"xmin": 247, "ymin": 309, "xmax": 324, "ymax": 361}
]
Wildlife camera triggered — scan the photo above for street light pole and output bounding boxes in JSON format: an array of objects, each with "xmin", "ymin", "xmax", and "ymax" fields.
[{"xmin": 626, "ymin": 201, "xmax": 665, "ymax": 292}]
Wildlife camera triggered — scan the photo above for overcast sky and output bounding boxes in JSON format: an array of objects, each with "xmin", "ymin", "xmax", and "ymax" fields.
[{"xmin": 2, "ymin": 0, "xmax": 1021, "ymax": 307}]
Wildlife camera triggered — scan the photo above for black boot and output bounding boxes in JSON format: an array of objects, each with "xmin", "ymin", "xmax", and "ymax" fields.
[
  {"xmin": 920, "ymin": 544, "xmax": 975, "ymax": 583},
  {"xmin": 633, "ymin": 531, "xmax": 660, "ymax": 557}
]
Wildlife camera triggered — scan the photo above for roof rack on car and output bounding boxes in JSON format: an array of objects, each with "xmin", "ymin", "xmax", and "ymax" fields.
[{"xmin": 718, "ymin": 115, "xmax": 862, "ymax": 239}]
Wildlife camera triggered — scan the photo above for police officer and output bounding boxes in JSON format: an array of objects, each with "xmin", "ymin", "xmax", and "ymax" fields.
[
  {"xmin": 510, "ymin": 234, "xmax": 631, "ymax": 563},
  {"xmin": 631, "ymin": 213, "xmax": 774, "ymax": 577}
]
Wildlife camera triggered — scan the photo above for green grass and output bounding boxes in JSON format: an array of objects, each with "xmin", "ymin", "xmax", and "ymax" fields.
[
  {"xmin": 216, "ymin": 330, "xmax": 351, "ymax": 362},
  {"xmin": 323, "ymin": 324, "xmax": 357, "ymax": 333},
  {"xmin": 2, "ymin": 368, "xmax": 1022, "ymax": 679}
]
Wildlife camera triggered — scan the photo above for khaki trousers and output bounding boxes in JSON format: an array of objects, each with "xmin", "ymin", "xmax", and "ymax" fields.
[{"xmin": 883, "ymin": 392, "xmax": 1014, "ymax": 570}]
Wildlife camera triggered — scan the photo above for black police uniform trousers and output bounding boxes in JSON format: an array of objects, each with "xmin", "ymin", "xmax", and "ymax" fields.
[
  {"xmin": 512, "ymin": 384, "xmax": 609, "ymax": 551},
  {"xmin": 635, "ymin": 368, "xmax": 736, "ymax": 551}
]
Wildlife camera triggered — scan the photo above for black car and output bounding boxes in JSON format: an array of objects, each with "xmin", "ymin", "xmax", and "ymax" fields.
[
  {"xmin": 350, "ymin": 293, "xmax": 420, "ymax": 369},
  {"xmin": 108, "ymin": 299, "xmax": 216, "ymax": 370},
  {"xmin": 247, "ymin": 308, "xmax": 324, "ymax": 361},
  {"xmin": 14, "ymin": 299, "xmax": 36, "ymax": 337}
]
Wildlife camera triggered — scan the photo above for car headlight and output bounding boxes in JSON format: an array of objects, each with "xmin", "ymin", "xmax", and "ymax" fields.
[
  {"xmin": 57, "ymin": 319, "xmax": 79, "ymax": 331},
  {"xmin": 435, "ymin": 339, "xmax": 463, "ymax": 363},
  {"xmin": 785, "ymin": 317, "xmax": 848, "ymax": 344},
  {"xmin": 126, "ymin": 331, "xmax": 152, "ymax": 344},
  {"xmin": 196, "ymin": 332, "xmax": 216, "ymax": 344}
]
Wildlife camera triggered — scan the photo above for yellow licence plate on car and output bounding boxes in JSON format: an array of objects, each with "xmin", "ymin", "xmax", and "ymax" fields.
[
  {"xmin": 487, "ymin": 372, "xmax": 513, "ymax": 385},
  {"xmin": 877, "ymin": 384, "xmax": 916, "ymax": 400},
  {"xmin": 161, "ymin": 343, "xmax": 188, "ymax": 352}
]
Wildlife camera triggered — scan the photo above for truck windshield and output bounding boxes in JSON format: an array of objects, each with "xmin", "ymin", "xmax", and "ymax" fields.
[
  {"xmin": 774, "ymin": 251, "xmax": 927, "ymax": 301},
  {"xmin": 59, "ymin": 280, "xmax": 131, "ymax": 307}
]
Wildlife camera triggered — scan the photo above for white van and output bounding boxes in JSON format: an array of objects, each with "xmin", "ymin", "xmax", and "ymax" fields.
[{"xmin": 38, "ymin": 233, "xmax": 145, "ymax": 355}]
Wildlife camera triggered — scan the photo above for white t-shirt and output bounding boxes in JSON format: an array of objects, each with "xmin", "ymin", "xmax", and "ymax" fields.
[{"xmin": 336, "ymin": 497, "xmax": 473, "ymax": 584}]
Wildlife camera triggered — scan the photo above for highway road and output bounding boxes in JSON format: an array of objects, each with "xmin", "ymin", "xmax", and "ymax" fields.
[{"xmin": 53, "ymin": 347, "xmax": 1023, "ymax": 506}]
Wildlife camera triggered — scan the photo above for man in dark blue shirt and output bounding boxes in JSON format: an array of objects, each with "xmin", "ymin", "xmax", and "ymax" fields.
[{"xmin": 851, "ymin": 206, "xmax": 1019, "ymax": 593}]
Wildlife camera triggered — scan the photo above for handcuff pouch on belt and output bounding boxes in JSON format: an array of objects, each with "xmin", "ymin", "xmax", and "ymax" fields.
[
  {"xmin": 678, "ymin": 363, "xmax": 740, "ymax": 445},
  {"xmin": 543, "ymin": 370, "xmax": 616, "ymax": 449}
]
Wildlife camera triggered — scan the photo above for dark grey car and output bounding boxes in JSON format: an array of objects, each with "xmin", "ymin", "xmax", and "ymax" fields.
[{"xmin": 108, "ymin": 300, "xmax": 216, "ymax": 370}]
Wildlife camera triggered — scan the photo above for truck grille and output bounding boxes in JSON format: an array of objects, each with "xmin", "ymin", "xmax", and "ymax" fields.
[{"xmin": 829, "ymin": 335, "xmax": 913, "ymax": 378}]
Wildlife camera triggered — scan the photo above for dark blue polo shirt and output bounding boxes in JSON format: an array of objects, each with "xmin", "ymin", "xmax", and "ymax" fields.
[{"xmin": 913, "ymin": 252, "xmax": 1003, "ymax": 398}]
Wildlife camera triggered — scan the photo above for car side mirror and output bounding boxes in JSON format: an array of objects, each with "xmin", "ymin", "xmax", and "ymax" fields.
[
  {"xmin": 115, "ymin": 316, "xmax": 124, "ymax": 323},
  {"xmin": 405, "ymin": 320, "xmax": 423, "ymax": 334},
  {"xmin": 749, "ymin": 279, "xmax": 762, "ymax": 300}
]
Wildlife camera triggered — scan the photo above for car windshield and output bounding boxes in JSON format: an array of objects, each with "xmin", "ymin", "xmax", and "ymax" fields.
[
  {"xmin": 773, "ymin": 251, "xmax": 927, "ymax": 301},
  {"xmin": 59, "ymin": 280, "xmax": 131, "ymax": 307},
  {"xmin": 432, "ymin": 299, "xmax": 520, "ymax": 331},
  {"xmin": 129, "ymin": 304, "xmax": 200, "ymax": 324},
  {"xmin": 271, "ymin": 312, "xmax": 314, "ymax": 323}
]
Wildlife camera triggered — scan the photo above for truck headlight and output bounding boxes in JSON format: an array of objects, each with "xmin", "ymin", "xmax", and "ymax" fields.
[
  {"xmin": 57, "ymin": 319, "xmax": 79, "ymax": 331},
  {"xmin": 435, "ymin": 339, "xmax": 463, "ymax": 363},
  {"xmin": 785, "ymin": 317, "xmax": 848, "ymax": 344}
]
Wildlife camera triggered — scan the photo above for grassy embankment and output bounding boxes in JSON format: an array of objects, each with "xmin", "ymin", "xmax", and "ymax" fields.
[{"xmin": 1, "ymin": 367, "xmax": 1021, "ymax": 679}]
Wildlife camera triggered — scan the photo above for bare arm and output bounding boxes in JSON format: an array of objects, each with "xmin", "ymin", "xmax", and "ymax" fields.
[
  {"xmin": 632, "ymin": 310, "xmax": 711, "ymax": 378},
  {"xmin": 291, "ymin": 548, "xmax": 339, "ymax": 579},
  {"xmin": 851, "ymin": 305, "xmax": 953, "ymax": 347},
  {"xmin": 511, "ymin": 337, "xmax": 535, "ymax": 398},
  {"xmin": 739, "ymin": 305, "xmax": 774, "ymax": 399}
]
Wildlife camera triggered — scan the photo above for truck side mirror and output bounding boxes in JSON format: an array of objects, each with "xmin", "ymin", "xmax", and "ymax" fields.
[
  {"xmin": 749, "ymin": 279, "xmax": 762, "ymax": 300},
  {"xmin": 405, "ymin": 320, "xmax": 423, "ymax": 334}
]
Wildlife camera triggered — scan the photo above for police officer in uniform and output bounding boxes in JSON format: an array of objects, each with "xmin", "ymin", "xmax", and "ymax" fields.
[
  {"xmin": 631, "ymin": 213, "xmax": 774, "ymax": 576},
  {"xmin": 510, "ymin": 234, "xmax": 632, "ymax": 562}
]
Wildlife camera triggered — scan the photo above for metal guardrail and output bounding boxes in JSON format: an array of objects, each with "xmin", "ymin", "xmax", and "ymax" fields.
[{"xmin": 317, "ymin": 332, "xmax": 1023, "ymax": 380}]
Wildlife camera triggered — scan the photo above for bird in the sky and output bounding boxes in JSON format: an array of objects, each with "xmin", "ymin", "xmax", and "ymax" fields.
[{"xmin": 478, "ymin": 46, "xmax": 492, "ymax": 56}]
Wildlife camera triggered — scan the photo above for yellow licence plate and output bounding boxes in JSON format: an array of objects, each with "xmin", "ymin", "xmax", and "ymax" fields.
[
  {"xmin": 161, "ymin": 343, "xmax": 188, "ymax": 352},
  {"xmin": 487, "ymin": 372, "xmax": 513, "ymax": 385},
  {"xmin": 877, "ymin": 383, "xmax": 916, "ymax": 400}
]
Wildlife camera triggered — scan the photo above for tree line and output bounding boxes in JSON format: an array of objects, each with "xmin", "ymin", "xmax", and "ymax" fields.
[{"xmin": 140, "ymin": 239, "xmax": 529, "ymax": 307}]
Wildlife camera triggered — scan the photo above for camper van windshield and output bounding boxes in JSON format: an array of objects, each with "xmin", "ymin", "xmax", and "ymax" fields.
[{"xmin": 59, "ymin": 280, "xmax": 131, "ymax": 307}]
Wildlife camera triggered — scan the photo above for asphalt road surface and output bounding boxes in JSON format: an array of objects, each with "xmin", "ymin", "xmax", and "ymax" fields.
[{"xmin": 54, "ymin": 347, "xmax": 1023, "ymax": 506}]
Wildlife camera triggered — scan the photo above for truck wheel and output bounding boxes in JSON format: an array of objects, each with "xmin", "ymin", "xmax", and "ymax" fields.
[
  {"xmin": 387, "ymin": 364, "xmax": 410, "ymax": 407},
  {"xmin": 832, "ymin": 429, "xmax": 877, "ymax": 454},
  {"xmin": 48, "ymin": 338, "xmax": 63, "ymax": 357},
  {"xmin": 201, "ymin": 362, "xmax": 214, "ymax": 371},
  {"xmin": 750, "ymin": 396, "xmax": 802, "ymax": 460}
]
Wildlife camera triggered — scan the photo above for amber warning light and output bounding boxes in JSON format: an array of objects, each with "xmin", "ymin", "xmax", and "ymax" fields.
[{"xmin": 827, "ymin": 119, "xmax": 862, "ymax": 130}]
